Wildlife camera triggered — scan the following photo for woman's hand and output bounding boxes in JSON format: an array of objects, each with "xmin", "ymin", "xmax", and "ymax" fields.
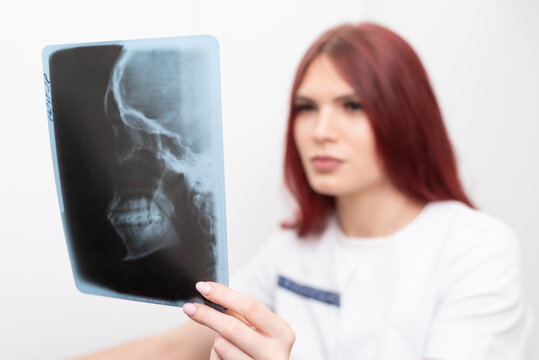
[{"xmin": 182, "ymin": 281, "xmax": 295, "ymax": 360}]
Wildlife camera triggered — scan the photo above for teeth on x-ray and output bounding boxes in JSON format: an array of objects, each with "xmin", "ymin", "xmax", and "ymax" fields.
[
  {"xmin": 107, "ymin": 193, "xmax": 179, "ymax": 260},
  {"xmin": 104, "ymin": 49, "xmax": 215, "ymax": 261},
  {"xmin": 109, "ymin": 199, "xmax": 164, "ymax": 226}
]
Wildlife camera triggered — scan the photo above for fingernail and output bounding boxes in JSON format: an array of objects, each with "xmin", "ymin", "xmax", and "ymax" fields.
[
  {"xmin": 196, "ymin": 281, "xmax": 212, "ymax": 296},
  {"xmin": 183, "ymin": 303, "xmax": 197, "ymax": 316}
]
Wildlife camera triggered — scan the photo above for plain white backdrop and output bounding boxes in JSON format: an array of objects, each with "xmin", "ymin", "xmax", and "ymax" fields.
[{"xmin": 0, "ymin": 0, "xmax": 537, "ymax": 358}]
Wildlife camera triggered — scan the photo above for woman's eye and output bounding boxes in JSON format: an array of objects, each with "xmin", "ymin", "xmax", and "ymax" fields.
[
  {"xmin": 294, "ymin": 104, "xmax": 315, "ymax": 113},
  {"xmin": 344, "ymin": 101, "xmax": 363, "ymax": 111}
]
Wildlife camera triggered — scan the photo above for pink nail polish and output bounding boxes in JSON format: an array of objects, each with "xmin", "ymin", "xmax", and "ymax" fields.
[
  {"xmin": 183, "ymin": 303, "xmax": 196, "ymax": 316},
  {"xmin": 196, "ymin": 281, "xmax": 212, "ymax": 296}
]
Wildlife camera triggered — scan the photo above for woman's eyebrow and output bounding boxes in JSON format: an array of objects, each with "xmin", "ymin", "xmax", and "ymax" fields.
[
  {"xmin": 293, "ymin": 95, "xmax": 314, "ymax": 103},
  {"xmin": 293, "ymin": 93, "xmax": 359, "ymax": 103},
  {"xmin": 334, "ymin": 93, "xmax": 360, "ymax": 102}
]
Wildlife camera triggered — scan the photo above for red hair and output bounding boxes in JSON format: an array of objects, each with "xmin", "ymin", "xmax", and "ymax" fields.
[{"xmin": 282, "ymin": 22, "xmax": 475, "ymax": 237}]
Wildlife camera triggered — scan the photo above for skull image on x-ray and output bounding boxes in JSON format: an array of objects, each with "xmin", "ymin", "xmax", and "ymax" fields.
[
  {"xmin": 45, "ymin": 37, "xmax": 226, "ymax": 307},
  {"xmin": 104, "ymin": 49, "xmax": 215, "ymax": 261}
]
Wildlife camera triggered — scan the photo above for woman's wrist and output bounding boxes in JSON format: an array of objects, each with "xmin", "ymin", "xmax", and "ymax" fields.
[{"xmin": 160, "ymin": 321, "xmax": 216, "ymax": 360}]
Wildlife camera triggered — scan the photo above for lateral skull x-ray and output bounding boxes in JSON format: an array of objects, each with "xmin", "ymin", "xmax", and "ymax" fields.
[
  {"xmin": 105, "ymin": 50, "xmax": 214, "ymax": 261},
  {"xmin": 44, "ymin": 37, "xmax": 227, "ymax": 307}
]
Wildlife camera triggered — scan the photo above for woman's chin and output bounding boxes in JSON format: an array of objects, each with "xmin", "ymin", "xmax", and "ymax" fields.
[{"xmin": 308, "ymin": 181, "xmax": 345, "ymax": 197}]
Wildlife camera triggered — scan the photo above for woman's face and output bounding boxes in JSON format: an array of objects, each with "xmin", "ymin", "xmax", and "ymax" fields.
[{"xmin": 293, "ymin": 54, "xmax": 387, "ymax": 197}]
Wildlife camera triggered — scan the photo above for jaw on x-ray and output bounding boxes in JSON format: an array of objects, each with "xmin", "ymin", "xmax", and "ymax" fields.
[{"xmin": 43, "ymin": 36, "xmax": 228, "ymax": 307}]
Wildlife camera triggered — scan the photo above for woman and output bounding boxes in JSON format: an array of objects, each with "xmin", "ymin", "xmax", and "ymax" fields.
[{"xmin": 76, "ymin": 22, "xmax": 533, "ymax": 360}]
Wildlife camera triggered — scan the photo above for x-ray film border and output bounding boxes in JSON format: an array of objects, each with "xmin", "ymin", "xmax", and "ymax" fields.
[
  {"xmin": 43, "ymin": 45, "xmax": 81, "ymax": 301},
  {"xmin": 207, "ymin": 36, "xmax": 229, "ymax": 289}
]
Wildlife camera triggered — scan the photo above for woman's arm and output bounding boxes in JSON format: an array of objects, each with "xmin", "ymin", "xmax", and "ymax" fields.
[
  {"xmin": 68, "ymin": 319, "xmax": 216, "ymax": 360},
  {"xmin": 422, "ymin": 221, "xmax": 532, "ymax": 359}
]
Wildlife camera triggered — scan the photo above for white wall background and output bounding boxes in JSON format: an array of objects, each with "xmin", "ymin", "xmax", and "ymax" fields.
[{"xmin": 0, "ymin": 0, "xmax": 537, "ymax": 358}]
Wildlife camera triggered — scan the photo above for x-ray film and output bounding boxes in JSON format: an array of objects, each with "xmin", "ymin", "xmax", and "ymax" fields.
[{"xmin": 42, "ymin": 35, "xmax": 228, "ymax": 308}]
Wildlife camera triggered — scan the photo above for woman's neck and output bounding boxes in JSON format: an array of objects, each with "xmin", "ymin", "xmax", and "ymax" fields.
[{"xmin": 335, "ymin": 179, "xmax": 427, "ymax": 238}]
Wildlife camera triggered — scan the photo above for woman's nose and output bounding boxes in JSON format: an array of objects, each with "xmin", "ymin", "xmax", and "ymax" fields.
[{"xmin": 312, "ymin": 106, "xmax": 337, "ymax": 143}]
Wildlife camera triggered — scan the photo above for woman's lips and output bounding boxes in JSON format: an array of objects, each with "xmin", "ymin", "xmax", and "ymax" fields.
[{"xmin": 311, "ymin": 156, "xmax": 342, "ymax": 172}]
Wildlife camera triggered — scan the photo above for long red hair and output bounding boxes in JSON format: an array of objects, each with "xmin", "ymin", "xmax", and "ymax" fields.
[{"xmin": 283, "ymin": 22, "xmax": 474, "ymax": 237}]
